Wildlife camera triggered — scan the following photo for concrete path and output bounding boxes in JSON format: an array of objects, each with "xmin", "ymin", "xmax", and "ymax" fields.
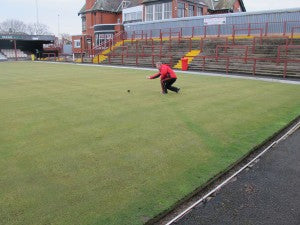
[{"xmin": 175, "ymin": 128, "xmax": 300, "ymax": 225}]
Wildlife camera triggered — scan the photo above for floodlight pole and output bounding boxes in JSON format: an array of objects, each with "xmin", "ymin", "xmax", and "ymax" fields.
[
  {"xmin": 58, "ymin": 14, "xmax": 60, "ymax": 37},
  {"xmin": 35, "ymin": 0, "xmax": 39, "ymax": 25},
  {"xmin": 14, "ymin": 40, "xmax": 18, "ymax": 61},
  {"xmin": 210, "ymin": 0, "xmax": 215, "ymax": 10}
]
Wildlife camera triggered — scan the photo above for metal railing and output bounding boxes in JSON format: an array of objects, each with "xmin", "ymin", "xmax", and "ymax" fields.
[
  {"xmin": 85, "ymin": 20, "xmax": 300, "ymax": 78},
  {"xmin": 107, "ymin": 52, "xmax": 174, "ymax": 68},
  {"xmin": 180, "ymin": 54, "xmax": 299, "ymax": 78},
  {"xmin": 89, "ymin": 21, "xmax": 300, "ymax": 58},
  {"xmin": 102, "ymin": 34, "xmax": 300, "ymax": 78},
  {"xmin": 125, "ymin": 21, "xmax": 300, "ymax": 39},
  {"xmin": 277, "ymin": 45, "xmax": 300, "ymax": 65}
]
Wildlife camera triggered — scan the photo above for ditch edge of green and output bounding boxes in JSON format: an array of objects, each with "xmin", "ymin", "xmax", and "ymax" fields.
[{"xmin": 146, "ymin": 114, "xmax": 300, "ymax": 225}]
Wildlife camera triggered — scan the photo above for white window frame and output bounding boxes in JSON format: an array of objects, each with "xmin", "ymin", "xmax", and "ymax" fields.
[
  {"xmin": 145, "ymin": 2, "xmax": 173, "ymax": 22},
  {"xmin": 137, "ymin": 11, "xmax": 142, "ymax": 20},
  {"xmin": 82, "ymin": 17, "xmax": 86, "ymax": 31},
  {"xmin": 197, "ymin": 7, "xmax": 203, "ymax": 16},
  {"xmin": 163, "ymin": 2, "xmax": 172, "ymax": 19},
  {"xmin": 154, "ymin": 4, "xmax": 163, "ymax": 20},
  {"xmin": 74, "ymin": 40, "xmax": 81, "ymax": 49},
  {"xmin": 178, "ymin": 2, "xmax": 185, "ymax": 18},
  {"xmin": 123, "ymin": 5, "xmax": 143, "ymax": 22},
  {"xmin": 188, "ymin": 5, "xmax": 194, "ymax": 17},
  {"xmin": 124, "ymin": 13, "xmax": 130, "ymax": 21},
  {"xmin": 145, "ymin": 5, "xmax": 154, "ymax": 21}
]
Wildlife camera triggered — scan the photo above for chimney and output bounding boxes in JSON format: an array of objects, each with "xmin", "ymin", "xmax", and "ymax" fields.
[{"xmin": 86, "ymin": 0, "xmax": 96, "ymax": 10}]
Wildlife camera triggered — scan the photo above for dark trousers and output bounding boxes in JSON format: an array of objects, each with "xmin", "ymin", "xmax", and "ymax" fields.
[{"xmin": 161, "ymin": 78, "xmax": 179, "ymax": 93}]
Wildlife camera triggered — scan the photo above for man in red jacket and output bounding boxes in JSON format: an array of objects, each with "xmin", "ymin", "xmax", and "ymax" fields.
[{"xmin": 148, "ymin": 62, "xmax": 180, "ymax": 94}]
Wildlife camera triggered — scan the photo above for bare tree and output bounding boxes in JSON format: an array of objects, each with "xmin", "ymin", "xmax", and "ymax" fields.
[
  {"xmin": 60, "ymin": 33, "xmax": 72, "ymax": 44},
  {"xmin": 27, "ymin": 23, "xmax": 52, "ymax": 35},
  {"xmin": 0, "ymin": 19, "xmax": 28, "ymax": 34}
]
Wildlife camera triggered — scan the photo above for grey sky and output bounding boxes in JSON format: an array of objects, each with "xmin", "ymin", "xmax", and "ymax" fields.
[{"xmin": 0, "ymin": 0, "xmax": 299, "ymax": 36}]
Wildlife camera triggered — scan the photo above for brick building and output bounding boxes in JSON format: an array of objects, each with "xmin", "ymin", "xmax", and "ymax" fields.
[
  {"xmin": 203, "ymin": 0, "xmax": 246, "ymax": 14},
  {"xmin": 72, "ymin": 0, "xmax": 246, "ymax": 55},
  {"xmin": 72, "ymin": 0, "xmax": 141, "ymax": 55}
]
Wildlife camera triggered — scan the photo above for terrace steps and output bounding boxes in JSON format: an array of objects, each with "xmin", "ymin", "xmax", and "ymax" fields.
[
  {"xmin": 93, "ymin": 41, "xmax": 123, "ymax": 63},
  {"xmin": 174, "ymin": 50, "xmax": 201, "ymax": 69},
  {"xmin": 97, "ymin": 36, "xmax": 300, "ymax": 78},
  {"xmin": 189, "ymin": 37, "xmax": 300, "ymax": 78}
]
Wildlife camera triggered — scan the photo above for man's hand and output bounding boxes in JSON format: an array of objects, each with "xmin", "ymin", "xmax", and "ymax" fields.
[{"xmin": 147, "ymin": 76, "xmax": 151, "ymax": 79}]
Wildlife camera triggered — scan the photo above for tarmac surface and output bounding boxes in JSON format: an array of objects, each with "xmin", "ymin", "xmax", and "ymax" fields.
[{"xmin": 175, "ymin": 128, "xmax": 300, "ymax": 225}]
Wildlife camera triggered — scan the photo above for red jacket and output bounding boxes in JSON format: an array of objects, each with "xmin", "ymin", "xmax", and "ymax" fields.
[{"xmin": 149, "ymin": 64, "xmax": 177, "ymax": 80}]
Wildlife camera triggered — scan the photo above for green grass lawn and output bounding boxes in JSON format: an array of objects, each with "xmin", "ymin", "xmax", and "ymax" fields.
[{"xmin": 0, "ymin": 62, "xmax": 299, "ymax": 225}]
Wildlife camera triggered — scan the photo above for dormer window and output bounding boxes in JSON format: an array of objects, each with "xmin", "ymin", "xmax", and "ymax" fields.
[
  {"xmin": 122, "ymin": 0, "xmax": 130, "ymax": 9},
  {"xmin": 82, "ymin": 16, "xmax": 86, "ymax": 31}
]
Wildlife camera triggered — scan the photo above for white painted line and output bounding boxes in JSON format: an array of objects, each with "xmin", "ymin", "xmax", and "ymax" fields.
[
  {"xmin": 165, "ymin": 121, "xmax": 300, "ymax": 225},
  {"xmin": 34, "ymin": 61, "xmax": 300, "ymax": 85}
]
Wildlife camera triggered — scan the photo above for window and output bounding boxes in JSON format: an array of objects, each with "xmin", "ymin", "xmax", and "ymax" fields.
[
  {"xmin": 123, "ymin": 5, "xmax": 143, "ymax": 23},
  {"xmin": 145, "ymin": 5, "xmax": 153, "ymax": 21},
  {"xmin": 178, "ymin": 3, "xmax": 185, "ymax": 18},
  {"xmin": 74, "ymin": 40, "xmax": 81, "ymax": 48},
  {"xmin": 95, "ymin": 34, "xmax": 113, "ymax": 48},
  {"xmin": 137, "ymin": 11, "xmax": 142, "ymax": 20},
  {"xmin": 82, "ymin": 17, "xmax": 86, "ymax": 31},
  {"xmin": 145, "ymin": 2, "xmax": 172, "ymax": 21},
  {"xmin": 188, "ymin": 5, "xmax": 194, "ymax": 17},
  {"xmin": 163, "ymin": 2, "xmax": 172, "ymax": 19},
  {"xmin": 197, "ymin": 7, "xmax": 203, "ymax": 16},
  {"xmin": 124, "ymin": 11, "xmax": 142, "ymax": 22},
  {"xmin": 155, "ymin": 4, "xmax": 163, "ymax": 20},
  {"xmin": 121, "ymin": 0, "xmax": 130, "ymax": 9},
  {"xmin": 132, "ymin": 13, "xmax": 136, "ymax": 21},
  {"xmin": 125, "ymin": 13, "xmax": 130, "ymax": 21}
]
